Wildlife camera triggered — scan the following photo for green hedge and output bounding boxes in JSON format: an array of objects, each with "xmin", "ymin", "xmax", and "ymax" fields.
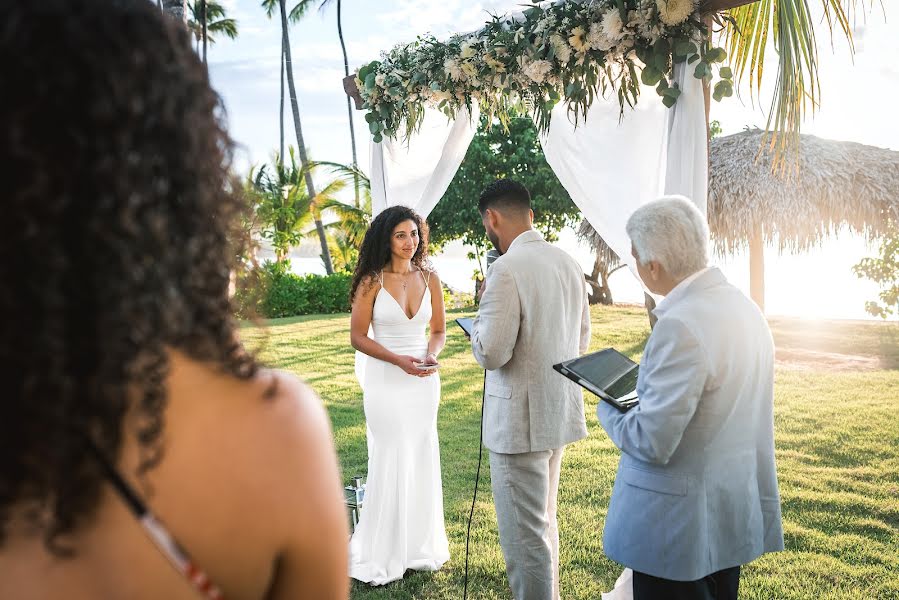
[{"xmin": 237, "ymin": 261, "xmax": 352, "ymax": 318}]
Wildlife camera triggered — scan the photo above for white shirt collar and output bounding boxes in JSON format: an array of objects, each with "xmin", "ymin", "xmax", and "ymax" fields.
[
  {"xmin": 654, "ymin": 266, "xmax": 712, "ymax": 314},
  {"xmin": 506, "ymin": 229, "xmax": 542, "ymax": 253}
]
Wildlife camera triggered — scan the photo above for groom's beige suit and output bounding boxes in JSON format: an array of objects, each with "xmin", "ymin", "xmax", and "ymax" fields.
[{"xmin": 472, "ymin": 229, "xmax": 590, "ymax": 600}]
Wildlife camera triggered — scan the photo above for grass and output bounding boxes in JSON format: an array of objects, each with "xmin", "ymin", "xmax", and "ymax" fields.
[{"xmin": 241, "ymin": 306, "xmax": 899, "ymax": 600}]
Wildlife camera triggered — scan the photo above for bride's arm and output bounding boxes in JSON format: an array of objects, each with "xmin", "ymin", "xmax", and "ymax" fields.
[
  {"xmin": 425, "ymin": 271, "xmax": 446, "ymax": 362},
  {"xmin": 350, "ymin": 276, "xmax": 400, "ymax": 364}
]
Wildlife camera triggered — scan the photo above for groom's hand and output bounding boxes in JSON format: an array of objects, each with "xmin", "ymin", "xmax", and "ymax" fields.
[{"xmin": 476, "ymin": 276, "xmax": 487, "ymax": 302}]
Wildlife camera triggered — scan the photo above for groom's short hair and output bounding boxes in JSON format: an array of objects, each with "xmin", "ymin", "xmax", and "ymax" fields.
[{"xmin": 478, "ymin": 179, "xmax": 531, "ymax": 215}]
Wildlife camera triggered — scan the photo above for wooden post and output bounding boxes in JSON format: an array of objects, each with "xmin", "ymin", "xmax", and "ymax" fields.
[{"xmin": 749, "ymin": 227, "xmax": 765, "ymax": 312}]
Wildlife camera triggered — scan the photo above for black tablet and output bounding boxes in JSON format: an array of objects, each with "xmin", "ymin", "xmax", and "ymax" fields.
[
  {"xmin": 455, "ymin": 317, "xmax": 473, "ymax": 337},
  {"xmin": 553, "ymin": 348, "xmax": 639, "ymax": 412}
]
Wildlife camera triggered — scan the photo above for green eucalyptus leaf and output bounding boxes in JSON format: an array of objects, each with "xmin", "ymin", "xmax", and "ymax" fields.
[
  {"xmin": 662, "ymin": 95, "xmax": 677, "ymax": 108},
  {"xmin": 719, "ymin": 66, "xmax": 733, "ymax": 80},
  {"xmin": 364, "ymin": 72, "xmax": 376, "ymax": 90},
  {"xmin": 641, "ymin": 65, "xmax": 662, "ymax": 86}
]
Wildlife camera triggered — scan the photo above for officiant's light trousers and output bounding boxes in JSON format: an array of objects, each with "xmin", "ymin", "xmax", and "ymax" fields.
[{"xmin": 489, "ymin": 446, "xmax": 564, "ymax": 600}]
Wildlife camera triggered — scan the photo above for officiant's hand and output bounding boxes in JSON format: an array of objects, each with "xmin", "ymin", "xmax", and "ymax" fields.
[{"xmin": 394, "ymin": 354, "xmax": 435, "ymax": 377}]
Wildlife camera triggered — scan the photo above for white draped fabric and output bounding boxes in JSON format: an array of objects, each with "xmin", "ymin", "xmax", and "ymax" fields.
[
  {"xmin": 370, "ymin": 105, "xmax": 480, "ymax": 219},
  {"xmin": 538, "ymin": 63, "xmax": 708, "ymax": 277}
]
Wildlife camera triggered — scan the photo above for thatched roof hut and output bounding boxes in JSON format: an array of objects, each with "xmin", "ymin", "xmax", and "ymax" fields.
[
  {"xmin": 579, "ymin": 130, "xmax": 899, "ymax": 311},
  {"xmin": 576, "ymin": 219, "xmax": 618, "ymax": 267},
  {"xmin": 708, "ymin": 129, "xmax": 899, "ymax": 255},
  {"xmin": 709, "ymin": 129, "xmax": 899, "ymax": 310}
]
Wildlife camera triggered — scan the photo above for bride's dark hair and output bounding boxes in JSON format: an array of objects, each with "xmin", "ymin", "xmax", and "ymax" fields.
[{"xmin": 350, "ymin": 206, "xmax": 431, "ymax": 301}]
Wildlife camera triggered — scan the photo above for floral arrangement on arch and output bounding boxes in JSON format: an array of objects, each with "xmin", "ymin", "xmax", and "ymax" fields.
[{"xmin": 355, "ymin": 0, "xmax": 733, "ymax": 142}]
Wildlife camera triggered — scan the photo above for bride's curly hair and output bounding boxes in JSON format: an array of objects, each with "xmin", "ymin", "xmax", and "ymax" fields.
[
  {"xmin": 350, "ymin": 206, "xmax": 431, "ymax": 301},
  {"xmin": 0, "ymin": 0, "xmax": 259, "ymax": 552}
]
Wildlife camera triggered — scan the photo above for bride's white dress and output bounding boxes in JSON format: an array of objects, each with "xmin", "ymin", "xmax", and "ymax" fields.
[{"xmin": 349, "ymin": 273, "xmax": 450, "ymax": 585}]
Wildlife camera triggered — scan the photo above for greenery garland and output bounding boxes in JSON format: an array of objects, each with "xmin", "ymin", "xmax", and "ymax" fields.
[{"xmin": 355, "ymin": 0, "xmax": 733, "ymax": 142}]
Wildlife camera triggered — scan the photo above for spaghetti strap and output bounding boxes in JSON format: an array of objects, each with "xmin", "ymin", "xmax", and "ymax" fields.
[
  {"xmin": 420, "ymin": 269, "xmax": 431, "ymax": 286},
  {"xmin": 377, "ymin": 271, "xmax": 384, "ymax": 286}
]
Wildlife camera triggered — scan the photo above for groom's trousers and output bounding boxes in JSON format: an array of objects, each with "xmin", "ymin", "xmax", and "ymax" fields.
[{"xmin": 489, "ymin": 446, "xmax": 564, "ymax": 600}]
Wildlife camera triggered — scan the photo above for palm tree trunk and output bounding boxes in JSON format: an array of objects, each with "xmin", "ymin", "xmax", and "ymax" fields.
[
  {"xmin": 750, "ymin": 228, "xmax": 765, "ymax": 312},
  {"xmin": 279, "ymin": 0, "xmax": 334, "ymax": 274},
  {"xmin": 201, "ymin": 0, "xmax": 208, "ymax": 64},
  {"xmin": 161, "ymin": 0, "xmax": 188, "ymax": 24},
  {"xmin": 336, "ymin": 0, "xmax": 360, "ymax": 209},
  {"xmin": 279, "ymin": 40, "xmax": 285, "ymax": 160}
]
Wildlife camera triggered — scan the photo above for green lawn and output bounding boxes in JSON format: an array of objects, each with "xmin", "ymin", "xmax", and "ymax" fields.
[{"xmin": 241, "ymin": 306, "xmax": 899, "ymax": 600}]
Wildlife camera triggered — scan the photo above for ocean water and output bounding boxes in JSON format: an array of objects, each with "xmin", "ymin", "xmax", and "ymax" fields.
[{"xmin": 273, "ymin": 226, "xmax": 889, "ymax": 322}]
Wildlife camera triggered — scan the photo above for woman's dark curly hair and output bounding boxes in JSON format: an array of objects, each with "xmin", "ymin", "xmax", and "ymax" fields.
[
  {"xmin": 0, "ymin": 0, "xmax": 259, "ymax": 551},
  {"xmin": 350, "ymin": 206, "xmax": 431, "ymax": 301}
]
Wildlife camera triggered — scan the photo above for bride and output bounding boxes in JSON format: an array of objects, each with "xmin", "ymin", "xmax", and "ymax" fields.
[{"xmin": 347, "ymin": 205, "xmax": 450, "ymax": 585}]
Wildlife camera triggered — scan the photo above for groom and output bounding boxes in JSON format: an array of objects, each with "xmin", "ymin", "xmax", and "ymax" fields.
[{"xmin": 471, "ymin": 179, "xmax": 591, "ymax": 600}]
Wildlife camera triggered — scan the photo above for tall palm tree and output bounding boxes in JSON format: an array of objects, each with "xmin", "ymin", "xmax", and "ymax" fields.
[
  {"xmin": 250, "ymin": 148, "xmax": 346, "ymax": 264},
  {"xmin": 717, "ymin": 0, "xmax": 872, "ymax": 161},
  {"xmin": 161, "ymin": 0, "xmax": 188, "ymax": 24},
  {"xmin": 263, "ymin": 1, "xmax": 360, "ymax": 208},
  {"xmin": 260, "ymin": 0, "xmax": 334, "ymax": 273},
  {"xmin": 187, "ymin": 1, "xmax": 238, "ymax": 63},
  {"xmin": 319, "ymin": 0, "xmax": 360, "ymax": 208}
]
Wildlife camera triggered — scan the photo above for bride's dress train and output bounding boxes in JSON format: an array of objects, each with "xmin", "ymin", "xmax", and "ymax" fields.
[{"xmin": 349, "ymin": 273, "xmax": 450, "ymax": 585}]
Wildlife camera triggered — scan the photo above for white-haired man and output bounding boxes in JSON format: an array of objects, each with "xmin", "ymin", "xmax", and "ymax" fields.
[{"xmin": 597, "ymin": 196, "xmax": 784, "ymax": 600}]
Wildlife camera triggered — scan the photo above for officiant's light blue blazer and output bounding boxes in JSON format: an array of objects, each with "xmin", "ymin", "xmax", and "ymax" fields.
[{"xmin": 597, "ymin": 268, "xmax": 784, "ymax": 581}]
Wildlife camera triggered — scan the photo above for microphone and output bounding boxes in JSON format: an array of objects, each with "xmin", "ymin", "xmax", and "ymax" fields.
[{"xmin": 485, "ymin": 249, "xmax": 501, "ymax": 273}]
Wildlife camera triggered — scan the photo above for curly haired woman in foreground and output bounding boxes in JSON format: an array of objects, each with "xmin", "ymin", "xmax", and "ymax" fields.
[{"xmin": 0, "ymin": 1, "xmax": 348, "ymax": 598}]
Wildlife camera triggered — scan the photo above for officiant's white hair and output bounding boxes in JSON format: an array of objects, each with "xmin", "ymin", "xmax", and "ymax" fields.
[{"xmin": 626, "ymin": 195, "xmax": 709, "ymax": 279}]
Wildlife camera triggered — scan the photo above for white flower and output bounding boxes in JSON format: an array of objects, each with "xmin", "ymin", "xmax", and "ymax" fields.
[
  {"xmin": 601, "ymin": 9, "xmax": 624, "ymax": 41},
  {"xmin": 461, "ymin": 60, "xmax": 478, "ymax": 80},
  {"xmin": 568, "ymin": 26, "xmax": 588, "ymax": 53},
  {"xmin": 375, "ymin": 73, "xmax": 386, "ymax": 87},
  {"xmin": 522, "ymin": 59, "xmax": 554, "ymax": 84},
  {"xmin": 459, "ymin": 40, "xmax": 476, "ymax": 60},
  {"xmin": 656, "ymin": 0, "xmax": 697, "ymax": 27},
  {"xmin": 484, "ymin": 54, "xmax": 506, "ymax": 73},
  {"xmin": 444, "ymin": 58, "xmax": 465, "ymax": 82},
  {"xmin": 550, "ymin": 33, "xmax": 572, "ymax": 63},
  {"xmin": 587, "ymin": 22, "xmax": 615, "ymax": 52}
]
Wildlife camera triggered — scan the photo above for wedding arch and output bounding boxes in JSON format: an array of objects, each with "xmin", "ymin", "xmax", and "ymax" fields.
[{"xmin": 343, "ymin": 0, "xmax": 753, "ymax": 278}]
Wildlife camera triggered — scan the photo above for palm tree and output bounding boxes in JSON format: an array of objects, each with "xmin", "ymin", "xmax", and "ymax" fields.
[
  {"xmin": 315, "ymin": 161, "xmax": 371, "ymax": 248},
  {"xmin": 250, "ymin": 148, "xmax": 346, "ymax": 264},
  {"xmin": 262, "ymin": 1, "xmax": 360, "ymax": 208},
  {"xmin": 317, "ymin": 0, "xmax": 360, "ymax": 208},
  {"xmin": 187, "ymin": 1, "xmax": 238, "ymax": 63},
  {"xmin": 161, "ymin": 0, "xmax": 188, "ymax": 24},
  {"xmin": 261, "ymin": 1, "xmax": 313, "ymax": 158},
  {"xmin": 260, "ymin": 0, "xmax": 335, "ymax": 273},
  {"xmin": 317, "ymin": 161, "xmax": 372, "ymax": 272},
  {"xmin": 715, "ymin": 0, "xmax": 873, "ymax": 161}
]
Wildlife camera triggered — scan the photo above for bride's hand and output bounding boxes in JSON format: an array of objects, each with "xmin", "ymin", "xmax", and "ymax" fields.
[{"xmin": 393, "ymin": 354, "xmax": 434, "ymax": 377}]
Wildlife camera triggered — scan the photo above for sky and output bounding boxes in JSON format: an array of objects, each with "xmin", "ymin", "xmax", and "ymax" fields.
[{"xmin": 204, "ymin": 0, "xmax": 898, "ymax": 319}]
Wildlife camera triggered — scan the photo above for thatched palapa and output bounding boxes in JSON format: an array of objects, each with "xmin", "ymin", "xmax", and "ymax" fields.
[{"xmin": 708, "ymin": 129, "xmax": 899, "ymax": 255}]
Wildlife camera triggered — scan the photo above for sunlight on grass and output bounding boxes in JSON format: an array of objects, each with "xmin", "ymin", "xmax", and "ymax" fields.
[{"xmin": 241, "ymin": 306, "xmax": 899, "ymax": 600}]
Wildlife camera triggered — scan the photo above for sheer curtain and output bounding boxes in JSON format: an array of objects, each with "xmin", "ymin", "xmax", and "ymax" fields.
[
  {"xmin": 538, "ymin": 63, "xmax": 708, "ymax": 280},
  {"xmin": 370, "ymin": 105, "xmax": 480, "ymax": 219}
]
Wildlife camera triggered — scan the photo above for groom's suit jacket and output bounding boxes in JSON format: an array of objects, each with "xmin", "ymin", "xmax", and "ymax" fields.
[
  {"xmin": 598, "ymin": 267, "xmax": 784, "ymax": 581},
  {"xmin": 472, "ymin": 229, "xmax": 590, "ymax": 454}
]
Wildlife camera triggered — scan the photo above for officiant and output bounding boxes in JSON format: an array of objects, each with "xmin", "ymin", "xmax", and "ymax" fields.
[{"xmin": 597, "ymin": 196, "xmax": 784, "ymax": 600}]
